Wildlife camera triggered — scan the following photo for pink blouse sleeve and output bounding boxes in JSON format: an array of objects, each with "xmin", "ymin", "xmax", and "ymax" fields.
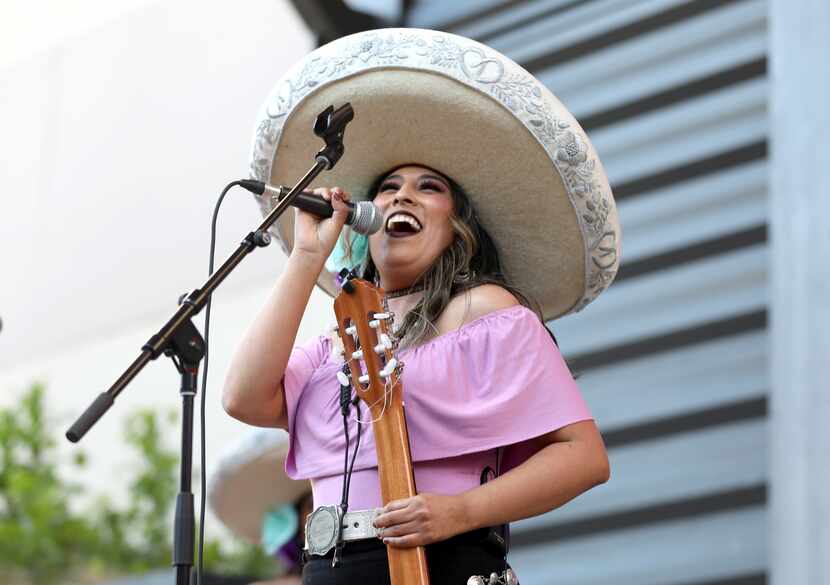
[
  {"xmin": 282, "ymin": 334, "xmax": 329, "ymax": 436},
  {"xmin": 400, "ymin": 305, "xmax": 594, "ymax": 469}
]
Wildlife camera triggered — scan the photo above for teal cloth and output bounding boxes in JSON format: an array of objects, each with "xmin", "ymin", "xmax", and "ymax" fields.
[
  {"xmin": 325, "ymin": 231, "xmax": 369, "ymax": 277},
  {"xmin": 261, "ymin": 503, "xmax": 299, "ymax": 555}
]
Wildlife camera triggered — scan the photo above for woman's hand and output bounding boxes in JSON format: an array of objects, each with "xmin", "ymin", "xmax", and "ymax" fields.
[
  {"xmin": 372, "ymin": 493, "xmax": 469, "ymax": 548},
  {"xmin": 291, "ymin": 186, "xmax": 351, "ymax": 262}
]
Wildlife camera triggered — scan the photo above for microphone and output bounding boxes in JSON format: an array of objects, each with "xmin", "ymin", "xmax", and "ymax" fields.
[{"xmin": 238, "ymin": 180, "xmax": 383, "ymax": 235}]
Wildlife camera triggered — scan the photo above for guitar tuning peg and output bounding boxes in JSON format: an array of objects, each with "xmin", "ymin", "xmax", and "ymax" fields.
[
  {"xmin": 345, "ymin": 325, "xmax": 357, "ymax": 336},
  {"xmin": 369, "ymin": 319, "xmax": 380, "ymax": 329},
  {"xmin": 489, "ymin": 573, "xmax": 500, "ymax": 585},
  {"xmin": 336, "ymin": 371, "xmax": 350, "ymax": 386},
  {"xmin": 380, "ymin": 358, "xmax": 397, "ymax": 378},
  {"xmin": 373, "ymin": 334, "xmax": 393, "ymax": 354},
  {"xmin": 352, "ymin": 349, "xmax": 364, "ymax": 360},
  {"xmin": 358, "ymin": 374, "xmax": 370, "ymax": 385},
  {"xmin": 467, "ymin": 577, "xmax": 485, "ymax": 585},
  {"xmin": 373, "ymin": 312, "xmax": 392, "ymax": 321}
]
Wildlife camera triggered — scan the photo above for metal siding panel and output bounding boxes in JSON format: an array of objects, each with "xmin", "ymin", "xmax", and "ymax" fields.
[
  {"xmin": 490, "ymin": 0, "xmax": 690, "ymax": 60},
  {"xmin": 539, "ymin": 0, "xmax": 767, "ymax": 116},
  {"xmin": 618, "ymin": 161, "xmax": 767, "ymax": 263},
  {"xmin": 582, "ymin": 331, "xmax": 768, "ymax": 430},
  {"xmin": 512, "ymin": 419, "xmax": 767, "ymax": 528},
  {"xmin": 452, "ymin": 0, "xmax": 582, "ymax": 39},
  {"xmin": 556, "ymin": 246, "xmax": 767, "ymax": 355},
  {"xmin": 590, "ymin": 80, "xmax": 767, "ymax": 187},
  {"xmin": 406, "ymin": 0, "xmax": 511, "ymax": 29},
  {"xmin": 509, "ymin": 507, "xmax": 766, "ymax": 585}
]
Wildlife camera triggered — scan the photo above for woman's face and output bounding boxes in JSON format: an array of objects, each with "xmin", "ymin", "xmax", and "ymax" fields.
[{"xmin": 368, "ymin": 165, "xmax": 456, "ymax": 291}]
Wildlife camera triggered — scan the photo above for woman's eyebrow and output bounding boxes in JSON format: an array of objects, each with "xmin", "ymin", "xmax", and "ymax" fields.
[
  {"xmin": 381, "ymin": 173, "xmax": 450, "ymax": 189},
  {"xmin": 420, "ymin": 174, "xmax": 450, "ymax": 189}
]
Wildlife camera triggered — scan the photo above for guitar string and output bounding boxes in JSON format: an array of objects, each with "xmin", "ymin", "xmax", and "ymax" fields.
[{"xmin": 351, "ymin": 372, "xmax": 394, "ymax": 425}]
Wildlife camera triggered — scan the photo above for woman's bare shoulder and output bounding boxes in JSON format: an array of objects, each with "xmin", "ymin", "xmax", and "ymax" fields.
[{"xmin": 436, "ymin": 284, "xmax": 520, "ymax": 334}]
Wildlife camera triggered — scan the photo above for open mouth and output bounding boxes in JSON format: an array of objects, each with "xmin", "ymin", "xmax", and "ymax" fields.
[{"xmin": 385, "ymin": 212, "xmax": 422, "ymax": 238}]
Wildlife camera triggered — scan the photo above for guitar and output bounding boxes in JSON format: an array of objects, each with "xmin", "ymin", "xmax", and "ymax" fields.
[{"xmin": 333, "ymin": 276, "xmax": 430, "ymax": 585}]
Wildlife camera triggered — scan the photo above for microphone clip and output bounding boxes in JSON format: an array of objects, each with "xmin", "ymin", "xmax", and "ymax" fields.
[{"xmin": 314, "ymin": 104, "xmax": 354, "ymax": 169}]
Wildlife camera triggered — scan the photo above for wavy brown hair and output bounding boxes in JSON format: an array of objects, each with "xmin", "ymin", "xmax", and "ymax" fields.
[{"xmin": 360, "ymin": 169, "xmax": 543, "ymax": 349}]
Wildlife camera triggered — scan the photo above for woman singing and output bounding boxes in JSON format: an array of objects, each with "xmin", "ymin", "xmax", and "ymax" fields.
[{"xmin": 223, "ymin": 27, "xmax": 621, "ymax": 584}]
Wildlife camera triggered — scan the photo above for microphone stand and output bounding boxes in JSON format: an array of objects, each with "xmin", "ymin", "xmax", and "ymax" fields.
[{"xmin": 66, "ymin": 103, "xmax": 354, "ymax": 585}]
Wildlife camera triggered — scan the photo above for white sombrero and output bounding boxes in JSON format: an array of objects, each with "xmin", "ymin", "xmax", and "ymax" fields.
[
  {"xmin": 207, "ymin": 428, "xmax": 309, "ymax": 543},
  {"xmin": 249, "ymin": 28, "xmax": 621, "ymax": 319}
]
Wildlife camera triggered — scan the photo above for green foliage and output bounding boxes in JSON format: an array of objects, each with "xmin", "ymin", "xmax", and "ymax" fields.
[
  {"xmin": 0, "ymin": 383, "xmax": 100, "ymax": 584},
  {"xmin": 0, "ymin": 383, "xmax": 276, "ymax": 585}
]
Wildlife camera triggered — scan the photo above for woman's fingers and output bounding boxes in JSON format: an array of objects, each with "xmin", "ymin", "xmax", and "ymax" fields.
[
  {"xmin": 373, "ymin": 498, "xmax": 413, "ymax": 528},
  {"xmin": 372, "ymin": 494, "xmax": 465, "ymax": 548},
  {"xmin": 311, "ymin": 186, "xmax": 350, "ymax": 202},
  {"xmin": 377, "ymin": 519, "xmax": 419, "ymax": 538},
  {"xmin": 312, "ymin": 186, "xmax": 332, "ymax": 199},
  {"xmin": 305, "ymin": 186, "xmax": 351, "ymax": 216},
  {"xmin": 374, "ymin": 508, "xmax": 412, "ymax": 529},
  {"xmin": 373, "ymin": 498, "xmax": 430, "ymax": 546},
  {"xmin": 383, "ymin": 499, "xmax": 410, "ymax": 512},
  {"xmin": 330, "ymin": 188, "xmax": 351, "ymax": 213},
  {"xmin": 293, "ymin": 186, "xmax": 351, "ymax": 258},
  {"xmin": 383, "ymin": 532, "xmax": 427, "ymax": 548}
]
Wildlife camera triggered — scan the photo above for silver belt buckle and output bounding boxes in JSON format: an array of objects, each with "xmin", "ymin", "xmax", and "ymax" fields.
[{"xmin": 305, "ymin": 505, "xmax": 342, "ymax": 557}]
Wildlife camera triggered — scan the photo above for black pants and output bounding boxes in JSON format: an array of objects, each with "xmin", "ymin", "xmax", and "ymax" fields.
[{"xmin": 302, "ymin": 528, "xmax": 511, "ymax": 585}]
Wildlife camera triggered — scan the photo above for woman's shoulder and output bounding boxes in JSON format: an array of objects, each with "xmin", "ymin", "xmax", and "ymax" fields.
[{"xmin": 434, "ymin": 284, "xmax": 522, "ymax": 336}]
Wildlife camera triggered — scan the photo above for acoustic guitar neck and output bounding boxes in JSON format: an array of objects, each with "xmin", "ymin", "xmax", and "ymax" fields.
[{"xmin": 334, "ymin": 278, "xmax": 430, "ymax": 585}]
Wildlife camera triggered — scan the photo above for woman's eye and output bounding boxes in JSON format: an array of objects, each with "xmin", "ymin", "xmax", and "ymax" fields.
[
  {"xmin": 420, "ymin": 181, "xmax": 443, "ymax": 191},
  {"xmin": 379, "ymin": 183, "xmax": 399, "ymax": 192}
]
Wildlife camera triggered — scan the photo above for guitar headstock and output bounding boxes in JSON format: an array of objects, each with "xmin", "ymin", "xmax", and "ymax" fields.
[{"xmin": 333, "ymin": 277, "xmax": 401, "ymax": 413}]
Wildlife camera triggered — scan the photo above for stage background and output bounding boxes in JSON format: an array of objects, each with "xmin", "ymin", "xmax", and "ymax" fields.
[{"xmin": 2, "ymin": 1, "xmax": 828, "ymax": 584}]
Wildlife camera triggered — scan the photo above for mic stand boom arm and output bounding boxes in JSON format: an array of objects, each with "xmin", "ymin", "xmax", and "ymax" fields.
[{"xmin": 65, "ymin": 103, "xmax": 354, "ymax": 585}]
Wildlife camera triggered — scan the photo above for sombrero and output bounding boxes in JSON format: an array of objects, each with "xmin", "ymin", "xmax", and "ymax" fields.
[
  {"xmin": 249, "ymin": 28, "xmax": 620, "ymax": 319},
  {"xmin": 207, "ymin": 428, "xmax": 310, "ymax": 544}
]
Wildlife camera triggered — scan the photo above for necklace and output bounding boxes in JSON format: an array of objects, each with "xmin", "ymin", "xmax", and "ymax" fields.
[{"xmin": 384, "ymin": 284, "xmax": 425, "ymax": 300}]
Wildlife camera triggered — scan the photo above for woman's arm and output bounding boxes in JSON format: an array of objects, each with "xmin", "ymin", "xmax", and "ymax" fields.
[
  {"xmin": 460, "ymin": 419, "xmax": 610, "ymax": 530},
  {"xmin": 221, "ymin": 188, "xmax": 350, "ymax": 428},
  {"xmin": 373, "ymin": 420, "xmax": 610, "ymax": 546},
  {"xmin": 221, "ymin": 251, "xmax": 326, "ymax": 428}
]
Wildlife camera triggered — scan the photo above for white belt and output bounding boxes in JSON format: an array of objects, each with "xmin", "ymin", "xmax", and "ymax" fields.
[{"xmin": 304, "ymin": 505, "xmax": 382, "ymax": 556}]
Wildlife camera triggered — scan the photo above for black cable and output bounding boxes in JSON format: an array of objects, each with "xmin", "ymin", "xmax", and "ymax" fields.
[
  {"xmin": 333, "ymin": 381, "xmax": 364, "ymax": 567},
  {"xmin": 196, "ymin": 179, "xmax": 247, "ymax": 585},
  {"xmin": 337, "ymin": 380, "xmax": 364, "ymax": 510},
  {"xmin": 343, "ymin": 399, "xmax": 362, "ymax": 504},
  {"xmin": 339, "ymin": 411, "xmax": 351, "ymax": 507},
  {"xmin": 333, "ymin": 381, "xmax": 352, "ymax": 568}
]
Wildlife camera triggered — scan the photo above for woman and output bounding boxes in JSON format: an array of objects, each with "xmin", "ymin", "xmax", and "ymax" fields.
[{"xmin": 224, "ymin": 27, "xmax": 621, "ymax": 583}]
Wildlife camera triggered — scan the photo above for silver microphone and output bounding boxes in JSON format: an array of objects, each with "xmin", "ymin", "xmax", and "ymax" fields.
[{"xmin": 239, "ymin": 180, "xmax": 383, "ymax": 236}]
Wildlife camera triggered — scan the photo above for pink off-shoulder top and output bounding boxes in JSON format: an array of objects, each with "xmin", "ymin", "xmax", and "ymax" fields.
[{"xmin": 282, "ymin": 305, "xmax": 592, "ymax": 510}]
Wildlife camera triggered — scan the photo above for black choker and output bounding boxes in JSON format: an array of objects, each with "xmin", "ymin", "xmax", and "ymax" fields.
[{"xmin": 384, "ymin": 284, "xmax": 425, "ymax": 299}]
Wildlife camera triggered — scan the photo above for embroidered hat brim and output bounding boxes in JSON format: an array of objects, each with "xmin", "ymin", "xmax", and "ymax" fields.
[
  {"xmin": 250, "ymin": 28, "xmax": 620, "ymax": 318},
  {"xmin": 207, "ymin": 429, "xmax": 309, "ymax": 543}
]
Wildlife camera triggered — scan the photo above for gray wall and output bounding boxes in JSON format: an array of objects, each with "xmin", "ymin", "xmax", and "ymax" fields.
[{"xmin": 407, "ymin": 1, "xmax": 769, "ymax": 584}]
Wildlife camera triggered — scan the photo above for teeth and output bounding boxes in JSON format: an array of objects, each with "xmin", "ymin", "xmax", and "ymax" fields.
[{"xmin": 386, "ymin": 213, "xmax": 422, "ymax": 232}]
